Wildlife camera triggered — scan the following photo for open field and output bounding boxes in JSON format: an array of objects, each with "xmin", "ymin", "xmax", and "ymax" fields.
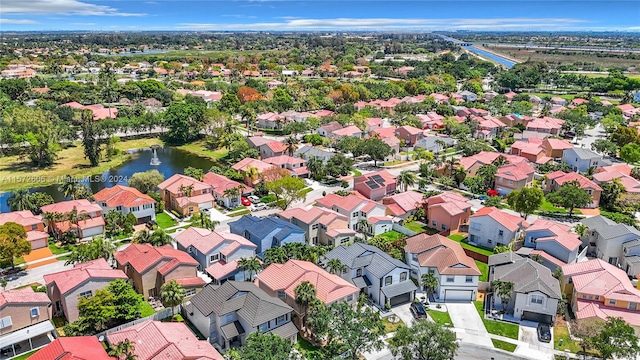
[
  {"xmin": 175, "ymin": 140, "xmax": 229, "ymax": 162},
  {"xmin": 484, "ymin": 46, "xmax": 640, "ymax": 70},
  {"xmin": 0, "ymin": 138, "xmax": 162, "ymax": 192}
]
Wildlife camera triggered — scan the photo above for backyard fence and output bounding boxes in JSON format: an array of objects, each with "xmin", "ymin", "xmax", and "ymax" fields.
[
  {"xmin": 392, "ymin": 223, "xmax": 417, "ymax": 237},
  {"xmin": 94, "ymin": 306, "xmax": 177, "ymax": 341}
]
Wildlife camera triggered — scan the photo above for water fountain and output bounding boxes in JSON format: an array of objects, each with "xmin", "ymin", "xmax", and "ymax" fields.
[{"xmin": 150, "ymin": 144, "xmax": 161, "ymax": 166}]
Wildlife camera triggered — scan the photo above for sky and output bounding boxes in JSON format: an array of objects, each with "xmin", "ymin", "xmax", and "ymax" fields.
[{"xmin": 0, "ymin": 0, "xmax": 638, "ymax": 32}]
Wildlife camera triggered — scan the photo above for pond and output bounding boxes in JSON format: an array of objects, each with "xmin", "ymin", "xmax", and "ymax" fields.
[{"xmin": 0, "ymin": 147, "xmax": 219, "ymax": 213}]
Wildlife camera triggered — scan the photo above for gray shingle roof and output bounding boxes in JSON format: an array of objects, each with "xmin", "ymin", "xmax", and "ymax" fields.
[
  {"xmin": 295, "ymin": 146, "xmax": 335, "ymax": 161},
  {"xmin": 567, "ymin": 147, "xmax": 601, "ymax": 160},
  {"xmin": 488, "ymin": 252, "xmax": 522, "ymax": 267},
  {"xmin": 266, "ymin": 321, "xmax": 298, "ymax": 339},
  {"xmin": 493, "ymin": 258, "xmax": 561, "ymax": 299},
  {"xmin": 381, "ymin": 281, "xmax": 418, "ymax": 298},
  {"xmin": 190, "ymin": 281, "xmax": 292, "ymax": 327},
  {"xmin": 324, "ymin": 243, "xmax": 410, "ymax": 279},
  {"xmin": 582, "ymin": 215, "xmax": 640, "ymax": 240},
  {"xmin": 220, "ymin": 321, "xmax": 244, "ymax": 338}
]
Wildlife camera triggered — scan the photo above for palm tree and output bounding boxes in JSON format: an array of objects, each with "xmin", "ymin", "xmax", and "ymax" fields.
[
  {"xmin": 160, "ymin": 280, "xmax": 185, "ymax": 316},
  {"xmin": 178, "ymin": 184, "xmax": 194, "ymax": 197},
  {"xmin": 7, "ymin": 189, "xmax": 34, "ymax": 211},
  {"xmin": 245, "ymin": 166, "xmax": 259, "ymax": 185},
  {"xmin": 453, "ymin": 166, "xmax": 467, "ymax": 187},
  {"xmin": 285, "ymin": 136, "xmax": 298, "ymax": 157},
  {"xmin": 326, "ymin": 258, "xmax": 346, "ymax": 275},
  {"xmin": 306, "ymin": 156, "xmax": 325, "ymax": 181},
  {"xmin": 194, "ymin": 212, "xmax": 219, "ymax": 230},
  {"xmin": 108, "ymin": 339, "xmax": 137, "ymax": 360},
  {"xmin": 491, "ymin": 279, "xmax": 514, "ymax": 311},
  {"xmin": 445, "ymin": 156, "xmax": 460, "ymax": 176},
  {"xmin": 58, "ymin": 175, "xmax": 79, "ymax": 199},
  {"xmin": 263, "ymin": 246, "xmax": 289, "ymax": 265},
  {"xmin": 574, "ymin": 224, "xmax": 588, "ymax": 238},
  {"xmin": 397, "ymin": 170, "xmax": 417, "ymax": 192},
  {"xmin": 421, "ymin": 272, "xmax": 439, "ymax": 298},
  {"xmin": 294, "ymin": 281, "xmax": 317, "ymax": 329},
  {"xmin": 492, "ymin": 155, "xmax": 507, "ymax": 167},
  {"xmin": 356, "ymin": 219, "xmax": 371, "ymax": 241},
  {"xmin": 149, "ymin": 228, "xmax": 173, "ymax": 246},
  {"xmin": 238, "ymin": 257, "xmax": 262, "ymax": 281}
]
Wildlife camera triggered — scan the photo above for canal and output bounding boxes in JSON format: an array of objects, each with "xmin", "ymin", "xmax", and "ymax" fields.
[
  {"xmin": 0, "ymin": 147, "xmax": 218, "ymax": 213},
  {"xmin": 440, "ymin": 35, "xmax": 516, "ymax": 69}
]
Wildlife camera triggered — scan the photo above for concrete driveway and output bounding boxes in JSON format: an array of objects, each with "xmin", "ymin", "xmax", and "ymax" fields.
[
  {"xmin": 519, "ymin": 321, "xmax": 554, "ymax": 351},
  {"xmin": 446, "ymin": 303, "xmax": 494, "ymax": 348},
  {"xmin": 391, "ymin": 303, "xmax": 415, "ymax": 328}
]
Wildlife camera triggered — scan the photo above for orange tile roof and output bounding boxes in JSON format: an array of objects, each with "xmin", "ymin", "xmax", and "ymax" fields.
[
  {"xmin": 41, "ymin": 199, "xmax": 101, "ymax": 215},
  {"xmin": 547, "ymin": 171, "xmax": 602, "ymax": 191},
  {"xmin": 576, "ymin": 300, "xmax": 640, "ymax": 328},
  {"xmin": 0, "ymin": 210, "xmax": 43, "ymax": 228},
  {"xmin": 44, "ymin": 258, "xmax": 127, "ymax": 295},
  {"xmin": 0, "ymin": 286, "xmax": 50, "ymax": 308},
  {"xmin": 496, "ymin": 163, "xmax": 534, "ymax": 182},
  {"xmin": 470, "ymin": 207, "xmax": 527, "ymax": 232},
  {"xmin": 202, "ymin": 172, "xmax": 253, "ymax": 195},
  {"xmin": 526, "ymin": 219, "xmax": 581, "ymax": 251},
  {"xmin": 114, "ymin": 244, "xmax": 198, "ymax": 274},
  {"xmin": 383, "ymin": 190, "xmax": 423, "ymax": 214},
  {"xmin": 94, "ymin": 185, "xmax": 154, "ymax": 208},
  {"xmin": 562, "ymin": 259, "xmax": 640, "ymax": 303},
  {"xmin": 426, "ymin": 192, "xmax": 472, "ymax": 216},
  {"xmin": 231, "ymin": 158, "xmax": 275, "ymax": 173},
  {"xmin": 316, "ymin": 193, "xmax": 381, "ymax": 213},
  {"xmin": 157, "ymin": 174, "xmax": 211, "ymax": 195},
  {"xmin": 29, "ymin": 337, "xmax": 112, "ymax": 360},
  {"xmin": 405, "ymin": 233, "xmax": 480, "ymax": 276},
  {"xmin": 174, "ymin": 227, "xmax": 256, "ymax": 255}
]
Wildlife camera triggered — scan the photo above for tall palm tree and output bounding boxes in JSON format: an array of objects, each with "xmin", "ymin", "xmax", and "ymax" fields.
[
  {"xmin": 294, "ymin": 281, "xmax": 317, "ymax": 329},
  {"xmin": 7, "ymin": 189, "xmax": 34, "ymax": 211},
  {"xmin": 245, "ymin": 167, "xmax": 259, "ymax": 185},
  {"xmin": 58, "ymin": 175, "xmax": 79, "ymax": 199},
  {"xmin": 421, "ymin": 272, "xmax": 439, "ymax": 298},
  {"xmin": 326, "ymin": 258, "xmax": 346, "ymax": 275},
  {"xmin": 108, "ymin": 339, "xmax": 136, "ymax": 360},
  {"xmin": 445, "ymin": 156, "xmax": 460, "ymax": 176},
  {"xmin": 492, "ymin": 155, "xmax": 507, "ymax": 167},
  {"xmin": 491, "ymin": 279, "xmax": 514, "ymax": 311},
  {"xmin": 453, "ymin": 166, "xmax": 467, "ymax": 187},
  {"xmin": 263, "ymin": 246, "xmax": 289, "ymax": 265},
  {"xmin": 356, "ymin": 219, "xmax": 371, "ymax": 241},
  {"xmin": 397, "ymin": 170, "xmax": 417, "ymax": 192},
  {"xmin": 194, "ymin": 212, "xmax": 219, "ymax": 231},
  {"xmin": 285, "ymin": 136, "xmax": 298, "ymax": 157},
  {"xmin": 238, "ymin": 257, "xmax": 262, "ymax": 281},
  {"xmin": 306, "ymin": 156, "xmax": 325, "ymax": 181},
  {"xmin": 160, "ymin": 280, "xmax": 185, "ymax": 316},
  {"xmin": 574, "ymin": 224, "xmax": 588, "ymax": 238}
]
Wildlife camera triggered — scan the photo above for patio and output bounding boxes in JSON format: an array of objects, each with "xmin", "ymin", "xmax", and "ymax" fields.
[{"xmin": 148, "ymin": 297, "xmax": 166, "ymax": 312}]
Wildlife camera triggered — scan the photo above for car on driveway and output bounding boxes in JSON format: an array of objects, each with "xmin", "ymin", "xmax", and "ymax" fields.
[
  {"xmin": 410, "ymin": 302, "xmax": 427, "ymax": 319},
  {"xmin": 537, "ymin": 323, "xmax": 551, "ymax": 343},
  {"xmin": 241, "ymin": 197, "xmax": 251, "ymax": 206},
  {"xmin": 247, "ymin": 195, "xmax": 260, "ymax": 203},
  {"xmin": 251, "ymin": 203, "xmax": 267, "ymax": 211}
]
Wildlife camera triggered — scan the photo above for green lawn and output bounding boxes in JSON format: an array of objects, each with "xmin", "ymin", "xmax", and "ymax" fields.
[
  {"xmin": 539, "ymin": 199, "xmax": 582, "ymax": 215},
  {"xmin": 301, "ymin": 187, "xmax": 313, "ymax": 196},
  {"xmin": 404, "ymin": 221, "xmax": 426, "ymax": 233},
  {"xmin": 474, "ymin": 301, "xmax": 519, "ymax": 340},
  {"xmin": 383, "ymin": 316, "xmax": 405, "ymax": 333},
  {"xmin": 48, "ymin": 242, "xmax": 71, "ymax": 255},
  {"xmin": 296, "ymin": 337, "xmax": 323, "ymax": 360},
  {"xmin": 448, "ymin": 234, "xmax": 494, "ymax": 257},
  {"xmin": 475, "ymin": 260, "xmax": 489, "ymax": 282},
  {"xmin": 175, "ymin": 140, "xmax": 229, "ymax": 161},
  {"xmin": 156, "ymin": 212, "xmax": 177, "ymax": 229},
  {"xmin": 11, "ymin": 349, "xmax": 39, "ymax": 360},
  {"xmin": 352, "ymin": 169, "xmax": 362, "ymax": 177},
  {"xmin": 554, "ymin": 324, "xmax": 582, "ymax": 353},
  {"xmin": 140, "ymin": 301, "xmax": 156, "ymax": 317},
  {"xmin": 166, "ymin": 224, "xmax": 192, "ymax": 233},
  {"xmin": 378, "ymin": 230, "xmax": 404, "ymax": 242},
  {"xmin": 229, "ymin": 208, "xmax": 251, "ymax": 217},
  {"xmin": 491, "ymin": 339, "xmax": 517, "ymax": 352},
  {"xmin": 427, "ymin": 309, "xmax": 453, "ymax": 326}
]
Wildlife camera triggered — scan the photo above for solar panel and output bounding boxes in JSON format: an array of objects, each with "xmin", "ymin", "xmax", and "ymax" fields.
[
  {"xmin": 371, "ymin": 175, "xmax": 385, "ymax": 183},
  {"xmin": 366, "ymin": 181, "xmax": 380, "ymax": 189}
]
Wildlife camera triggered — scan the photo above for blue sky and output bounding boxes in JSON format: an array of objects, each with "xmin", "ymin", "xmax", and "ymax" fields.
[{"xmin": 1, "ymin": 0, "xmax": 638, "ymax": 32}]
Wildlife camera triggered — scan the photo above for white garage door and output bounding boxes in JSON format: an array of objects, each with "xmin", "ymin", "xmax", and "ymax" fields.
[
  {"xmin": 444, "ymin": 290, "xmax": 473, "ymax": 302},
  {"xmin": 198, "ymin": 201, "xmax": 213, "ymax": 210}
]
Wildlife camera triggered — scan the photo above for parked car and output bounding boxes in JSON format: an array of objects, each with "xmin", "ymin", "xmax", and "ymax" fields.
[
  {"xmin": 241, "ymin": 197, "xmax": 251, "ymax": 206},
  {"xmin": 537, "ymin": 323, "xmax": 551, "ymax": 343},
  {"xmin": 247, "ymin": 195, "xmax": 260, "ymax": 203},
  {"xmin": 410, "ymin": 302, "xmax": 427, "ymax": 319},
  {"xmin": 251, "ymin": 203, "xmax": 267, "ymax": 211}
]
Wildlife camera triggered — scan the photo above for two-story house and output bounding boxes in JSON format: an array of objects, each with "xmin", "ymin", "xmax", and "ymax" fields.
[
  {"xmin": 228, "ymin": 215, "xmax": 305, "ymax": 256},
  {"xmin": 93, "ymin": 185, "xmax": 156, "ymax": 224},
  {"xmin": 364, "ymin": 118, "xmax": 383, "ymax": 132},
  {"xmin": 382, "ymin": 190, "xmax": 424, "ymax": 220},
  {"xmin": 519, "ymin": 219, "xmax": 583, "ymax": 271},
  {"xmin": 424, "ymin": 192, "xmax": 473, "ymax": 233},
  {"xmin": 278, "ymin": 206, "xmax": 356, "ymax": 247},
  {"xmin": 324, "ymin": 243, "xmax": 417, "ymax": 308},
  {"xmin": 0, "ymin": 210, "xmax": 48, "ymax": 250},
  {"xmin": 315, "ymin": 193, "xmax": 389, "ymax": 235},
  {"xmin": 114, "ymin": 244, "xmax": 204, "ymax": 299},
  {"xmin": 330, "ymin": 125, "xmax": 362, "ymax": 139},
  {"xmin": 468, "ymin": 207, "xmax": 528, "ymax": 249},
  {"xmin": 44, "ymin": 258, "xmax": 127, "ymax": 322},
  {"xmin": 545, "ymin": 171, "xmax": 602, "ymax": 208},
  {"xmin": 256, "ymin": 260, "xmax": 360, "ymax": 328},
  {"xmin": 41, "ymin": 199, "xmax": 105, "ymax": 239},
  {"xmin": 495, "ymin": 163, "xmax": 535, "ymax": 195},
  {"xmin": 581, "ymin": 215, "xmax": 640, "ymax": 274},
  {"xmin": 185, "ymin": 281, "xmax": 297, "ymax": 351},
  {"xmin": 175, "ymin": 227, "xmax": 257, "ymax": 284},
  {"xmin": 247, "ymin": 136, "xmax": 286, "ymax": 159},
  {"xmin": 0, "ymin": 287, "xmax": 52, "ymax": 357},
  {"xmin": 394, "ymin": 125, "xmax": 424, "ymax": 146},
  {"xmin": 405, "ymin": 234, "xmax": 480, "ymax": 302},
  {"xmin": 562, "ymin": 147, "xmax": 610, "ymax": 173},
  {"xmin": 157, "ymin": 174, "xmax": 214, "ymax": 216},
  {"xmin": 353, "ymin": 170, "xmax": 397, "ymax": 201},
  {"xmin": 488, "ymin": 253, "xmax": 561, "ymax": 324},
  {"xmin": 263, "ymin": 155, "xmax": 309, "ymax": 178},
  {"xmin": 542, "ymin": 138, "xmax": 573, "ymax": 159},
  {"xmin": 202, "ymin": 172, "xmax": 253, "ymax": 209},
  {"xmin": 231, "ymin": 158, "xmax": 279, "ymax": 186},
  {"xmin": 317, "ymin": 121, "xmax": 343, "ymax": 137},
  {"xmin": 294, "ymin": 145, "xmax": 335, "ymax": 163}
]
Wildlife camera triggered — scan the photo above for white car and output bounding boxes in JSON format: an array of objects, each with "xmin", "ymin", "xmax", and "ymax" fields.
[
  {"xmin": 247, "ymin": 195, "xmax": 260, "ymax": 203},
  {"xmin": 251, "ymin": 203, "xmax": 267, "ymax": 211}
]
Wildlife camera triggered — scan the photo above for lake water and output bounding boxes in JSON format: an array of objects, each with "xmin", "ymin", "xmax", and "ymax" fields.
[
  {"xmin": 0, "ymin": 147, "xmax": 218, "ymax": 213},
  {"xmin": 463, "ymin": 45, "xmax": 516, "ymax": 69}
]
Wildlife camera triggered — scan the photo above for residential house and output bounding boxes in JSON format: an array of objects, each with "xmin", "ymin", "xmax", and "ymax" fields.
[
  {"xmin": 263, "ymin": 155, "xmax": 309, "ymax": 178},
  {"xmin": 551, "ymin": 97, "xmax": 567, "ymax": 106},
  {"xmin": 93, "ymin": 185, "xmax": 156, "ymax": 224},
  {"xmin": 488, "ymin": 253, "xmax": 561, "ymax": 323},
  {"xmin": 231, "ymin": 158, "xmax": 279, "ymax": 186},
  {"xmin": 247, "ymin": 137, "xmax": 288, "ymax": 159},
  {"xmin": 476, "ymin": 116, "xmax": 507, "ymax": 140},
  {"xmin": 318, "ymin": 121, "xmax": 343, "ymax": 137},
  {"xmin": 29, "ymin": 337, "xmax": 111, "ymax": 360},
  {"xmin": 445, "ymin": 151, "xmax": 528, "ymax": 177},
  {"xmin": 468, "ymin": 207, "xmax": 528, "ymax": 249},
  {"xmin": 418, "ymin": 112, "xmax": 446, "ymax": 130},
  {"xmin": 404, "ymin": 234, "xmax": 481, "ymax": 301},
  {"xmin": 0, "ymin": 210, "xmax": 48, "ymax": 250},
  {"xmin": 41, "ymin": 200, "xmax": 105, "ymax": 239},
  {"xmin": 331, "ymin": 125, "xmax": 363, "ymax": 139},
  {"xmin": 0, "ymin": 287, "xmax": 52, "ymax": 356},
  {"xmin": 60, "ymin": 102, "xmax": 118, "ymax": 120},
  {"xmin": 44, "ymin": 258, "xmax": 127, "ymax": 322},
  {"xmin": 185, "ymin": 281, "xmax": 297, "ymax": 351},
  {"xmin": 114, "ymin": 244, "xmax": 204, "ymax": 299},
  {"xmin": 257, "ymin": 112, "xmax": 285, "ymax": 129},
  {"xmin": 542, "ymin": 138, "xmax": 573, "ymax": 159},
  {"xmin": 202, "ymin": 172, "xmax": 253, "ymax": 209},
  {"xmin": 424, "ymin": 192, "xmax": 473, "ymax": 233},
  {"xmin": 580, "ymin": 215, "xmax": 640, "ymax": 275},
  {"xmin": 561, "ymin": 259, "xmax": 640, "ymax": 335},
  {"xmin": 157, "ymin": 174, "xmax": 214, "ymax": 216},
  {"xmin": 459, "ymin": 91, "xmax": 478, "ymax": 102},
  {"xmin": 519, "ymin": 219, "xmax": 583, "ymax": 270},
  {"xmin": 394, "ymin": 125, "xmax": 424, "ymax": 146},
  {"xmin": 278, "ymin": 206, "xmax": 356, "ymax": 247},
  {"xmin": 175, "ymin": 227, "xmax": 257, "ymax": 284},
  {"xmin": 495, "ymin": 162, "xmax": 535, "ymax": 195},
  {"xmin": 256, "ymin": 260, "xmax": 360, "ymax": 327},
  {"xmin": 545, "ymin": 171, "xmax": 602, "ymax": 208},
  {"xmin": 107, "ymin": 320, "xmax": 224, "ymax": 360},
  {"xmin": 414, "ymin": 136, "xmax": 456, "ymax": 154},
  {"xmin": 294, "ymin": 145, "xmax": 335, "ymax": 162},
  {"xmin": 354, "ymin": 170, "xmax": 397, "ymax": 201},
  {"xmin": 526, "ymin": 117, "xmax": 565, "ymax": 135},
  {"xmin": 593, "ymin": 164, "xmax": 640, "ymax": 195},
  {"xmin": 510, "ymin": 139, "xmax": 548, "ymax": 164},
  {"xmin": 228, "ymin": 215, "xmax": 305, "ymax": 255},
  {"xmin": 383, "ymin": 190, "xmax": 423, "ymax": 219},
  {"xmin": 500, "ymin": 114, "xmax": 533, "ymax": 128},
  {"xmin": 562, "ymin": 147, "xmax": 610, "ymax": 173},
  {"xmin": 364, "ymin": 118, "xmax": 384, "ymax": 132},
  {"xmin": 315, "ymin": 193, "xmax": 389, "ymax": 235},
  {"xmin": 324, "ymin": 243, "xmax": 417, "ymax": 308}
]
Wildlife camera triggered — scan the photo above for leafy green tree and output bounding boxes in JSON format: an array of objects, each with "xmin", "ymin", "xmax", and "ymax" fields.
[
  {"xmin": 128, "ymin": 169, "xmax": 165, "ymax": 194},
  {"xmin": 303, "ymin": 133, "xmax": 324, "ymax": 146},
  {"xmin": 191, "ymin": 212, "xmax": 219, "ymax": 231},
  {"xmin": 0, "ymin": 107, "xmax": 61, "ymax": 167},
  {"xmin": 324, "ymin": 301, "xmax": 386, "ymax": 360},
  {"xmin": 356, "ymin": 137, "xmax": 393, "ymax": 166},
  {"xmin": 306, "ymin": 156, "xmax": 325, "ymax": 181},
  {"xmin": 397, "ymin": 170, "xmax": 417, "ymax": 192},
  {"xmin": 65, "ymin": 236, "xmax": 116, "ymax": 265},
  {"xmin": 493, "ymin": 245, "xmax": 511, "ymax": 254},
  {"xmin": 132, "ymin": 228, "xmax": 173, "ymax": 247},
  {"xmin": 490, "ymin": 279, "xmax": 514, "ymax": 310},
  {"xmin": 105, "ymin": 210, "xmax": 127, "ymax": 237},
  {"xmin": 294, "ymin": 280, "xmax": 317, "ymax": 329},
  {"xmin": 8, "ymin": 191, "xmax": 54, "ymax": 214},
  {"xmin": 235, "ymin": 332, "xmax": 293, "ymax": 360},
  {"xmin": 620, "ymin": 143, "xmax": 640, "ymax": 164},
  {"xmin": 325, "ymin": 153, "xmax": 355, "ymax": 177},
  {"xmin": 610, "ymin": 126, "xmax": 639, "ymax": 148},
  {"xmin": 184, "ymin": 166, "xmax": 204, "ymax": 181},
  {"xmin": 574, "ymin": 223, "xmax": 588, "ymax": 238},
  {"xmin": 160, "ymin": 280, "xmax": 185, "ymax": 315},
  {"xmin": 263, "ymin": 246, "xmax": 289, "ymax": 265},
  {"xmin": 599, "ymin": 179, "xmax": 625, "ymax": 211},
  {"xmin": 266, "ymin": 176, "xmax": 307, "ymax": 210},
  {"xmin": 0, "ymin": 78, "xmax": 29, "ymax": 100},
  {"xmin": 421, "ymin": 272, "xmax": 439, "ymax": 296},
  {"xmin": 162, "ymin": 102, "xmax": 205, "ymax": 145},
  {"xmin": 591, "ymin": 139, "xmax": 618, "ymax": 157},
  {"xmin": 389, "ymin": 320, "xmax": 459, "ymax": 360},
  {"xmin": 506, "ymin": 187, "xmax": 544, "ymax": 220},
  {"xmin": 58, "ymin": 175, "xmax": 93, "ymax": 200},
  {"xmin": 546, "ymin": 180, "xmax": 592, "ymax": 215},
  {"xmin": 217, "ymin": 93, "xmax": 241, "ymax": 113},
  {"xmin": 80, "ymin": 109, "xmax": 103, "ymax": 167},
  {"xmin": 585, "ymin": 317, "xmax": 640, "ymax": 360},
  {"xmin": 238, "ymin": 256, "xmax": 262, "ymax": 281},
  {"xmin": 0, "ymin": 222, "xmax": 30, "ymax": 269}
]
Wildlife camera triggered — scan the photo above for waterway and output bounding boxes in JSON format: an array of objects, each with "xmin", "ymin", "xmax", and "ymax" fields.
[
  {"xmin": 0, "ymin": 147, "xmax": 218, "ymax": 213},
  {"xmin": 440, "ymin": 35, "xmax": 516, "ymax": 69}
]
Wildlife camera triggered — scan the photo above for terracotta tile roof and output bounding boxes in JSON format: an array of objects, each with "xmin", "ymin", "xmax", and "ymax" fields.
[
  {"xmin": 426, "ymin": 192, "xmax": 472, "ymax": 216},
  {"xmin": 53, "ymin": 216, "xmax": 105, "ymax": 233},
  {"xmin": 0, "ymin": 210, "xmax": 43, "ymax": 228},
  {"xmin": 114, "ymin": 244, "xmax": 197, "ymax": 275},
  {"xmin": 106, "ymin": 320, "xmax": 223, "ymax": 360},
  {"xmin": 576, "ymin": 300, "xmax": 640, "ymax": 328},
  {"xmin": 94, "ymin": 185, "xmax": 154, "ymax": 208},
  {"xmin": 0, "ymin": 286, "xmax": 50, "ymax": 308},
  {"xmin": 175, "ymin": 227, "xmax": 256, "ymax": 255},
  {"xmin": 41, "ymin": 199, "xmax": 101, "ymax": 215},
  {"xmin": 396, "ymin": 125, "xmax": 422, "ymax": 135},
  {"xmin": 320, "ymin": 121, "xmax": 343, "ymax": 133},
  {"xmin": 368, "ymin": 216, "xmax": 392, "ymax": 224},
  {"xmin": 383, "ymin": 190, "xmax": 423, "ymax": 214},
  {"xmin": 202, "ymin": 172, "xmax": 253, "ymax": 195},
  {"xmin": 371, "ymin": 127, "xmax": 397, "ymax": 139},
  {"xmin": 231, "ymin": 158, "xmax": 275, "ymax": 173},
  {"xmin": 562, "ymin": 259, "xmax": 640, "ymax": 303},
  {"xmin": 530, "ymin": 249, "xmax": 567, "ymax": 268},
  {"xmin": 44, "ymin": 258, "xmax": 127, "ymax": 295},
  {"xmin": 172, "ymin": 277, "xmax": 206, "ymax": 288},
  {"xmin": 265, "ymin": 141, "xmax": 288, "ymax": 153},
  {"xmin": 332, "ymin": 125, "xmax": 362, "ymax": 137},
  {"xmin": 175, "ymin": 193, "xmax": 215, "ymax": 208},
  {"xmin": 257, "ymin": 260, "xmax": 359, "ymax": 304},
  {"xmin": 157, "ymin": 174, "xmax": 211, "ymax": 195},
  {"xmin": 496, "ymin": 163, "xmax": 535, "ymax": 182},
  {"xmin": 526, "ymin": 219, "xmax": 581, "ymax": 251},
  {"xmin": 543, "ymin": 138, "xmax": 573, "ymax": 150},
  {"xmin": 365, "ymin": 117, "xmax": 383, "ymax": 127},
  {"xmin": 29, "ymin": 337, "xmax": 111, "ymax": 360},
  {"xmin": 547, "ymin": 171, "xmax": 602, "ymax": 191},
  {"xmin": 471, "ymin": 207, "xmax": 527, "ymax": 232},
  {"xmin": 263, "ymin": 155, "xmax": 306, "ymax": 166},
  {"xmin": 316, "ymin": 193, "xmax": 382, "ymax": 214},
  {"xmin": 405, "ymin": 233, "xmax": 481, "ymax": 276},
  {"xmin": 278, "ymin": 206, "xmax": 346, "ymax": 225},
  {"xmin": 205, "ymin": 259, "xmax": 241, "ymax": 279}
]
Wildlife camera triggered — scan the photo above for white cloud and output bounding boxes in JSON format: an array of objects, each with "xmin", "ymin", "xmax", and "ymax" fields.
[
  {"xmin": 0, "ymin": 18, "xmax": 38, "ymax": 24},
  {"xmin": 70, "ymin": 22, "xmax": 96, "ymax": 26},
  {"xmin": 2, "ymin": 0, "xmax": 146, "ymax": 17},
  {"xmin": 221, "ymin": 14, "xmax": 257, "ymax": 19}
]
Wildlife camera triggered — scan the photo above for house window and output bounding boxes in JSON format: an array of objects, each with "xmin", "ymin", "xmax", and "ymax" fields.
[
  {"xmin": 446, "ymin": 276, "xmax": 454, "ymax": 283},
  {"xmin": 630, "ymin": 303, "xmax": 638, "ymax": 310},
  {"xmin": 432, "ymin": 220, "xmax": 437, "ymax": 227},
  {"xmin": 30, "ymin": 307, "xmax": 39, "ymax": 317},
  {"xmin": 498, "ymin": 230, "xmax": 504, "ymax": 237},
  {"xmin": 276, "ymin": 315, "xmax": 287, "ymax": 325},
  {"xmin": 609, "ymin": 299, "xmax": 617, "ymax": 306},
  {"xmin": 210, "ymin": 254, "xmax": 220, "ymax": 262},
  {"xmin": 428, "ymin": 269, "xmax": 435, "ymax": 275},
  {"xmin": 79, "ymin": 290, "xmax": 92, "ymax": 298},
  {"xmin": 471, "ymin": 222, "xmax": 481, "ymax": 230},
  {"xmin": 608, "ymin": 257, "xmax": 618, "ymax": 265},
  {"xmin": 184, "ymin": 288, "xmax": 196, "ymax": 297},
  {"xmin": 101, "ymin": 202, "xmax": 107, "ymax": 207},
  {"xmin": 116, "ymin": 206, "xmax": 122, "ymax": 211},
  {"xmin": 531, "ymin": 295, "xmax": 544, "ymax": 304},
  {"xmin": 581, "ymin": 293, "xmax": 587, "ymax": 299},
  {"xmin": 400, "ymin": 273, "xmax": 407, "ymax": 282},
  {"xmin": 31, "ymin": 224, "xmax": 38, "ymax": 231},
  {"xmin": 488, "ymin": 239, "xmax": 493, "ymax": 244},
  {"xmin": 352, "ymin": 213, "xmax": 358, "ymax": 218},
  {"xmin": 312, "ymin": 236, "xmax": 318, "ymax": 245},
  {"xmin": 277, "ymin": 290, "xmax": 285, "ymax": 300},
  {"xmin": 356, "ymin": 268, "xmax": 362, "ymax": 277},
  {"xmin": 346, "ymin": 294, "xmax": 354, "ymax": 302},
  {"xmin": 312, "ymin": 224, "xmax": 319, "ymax": 230},
  {"xmin": 143, "ymin": 204, "xmax": 153, "ymax": 210},
  {"xmin": 0, "ymin": 317, "xmax": 12, "ymax": 329},
  {"xmin": 131, "ymin": 206, "xmax": 140, "ymax": 212},
  {"xmin": 384, "ymin": 276, "xmax": 392, "ymax": 286},
  {"xmin": 259, "ymin": 322, "xmax": 268, "ymax": 332},
  {"xmin": 466, "ymin": 276, "xmax": 473, "ymax": 283},
  {"xmin": 342, "ymin": 268, "xmax": 347, "ymax": 274}
]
